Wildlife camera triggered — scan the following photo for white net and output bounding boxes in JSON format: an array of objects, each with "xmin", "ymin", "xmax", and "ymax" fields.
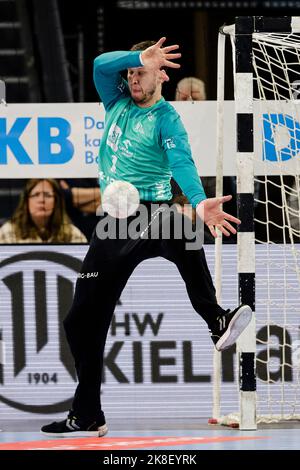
[
  {"xmin": 214, "ymin": 24, "xmax": 300, "ymax": 426},
  {"xmin": 253, "ymin": 30, "xmax": 300, "ymax": 422}
]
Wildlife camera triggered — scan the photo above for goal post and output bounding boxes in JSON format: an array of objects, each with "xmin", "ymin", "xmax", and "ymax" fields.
[
  {"xmin": 213, "ymin": 16, "xmax": 300, "ymax": 428},
  {"xmin": 235, "ymin": 16, "xmax": 257, "ymax": 431}
]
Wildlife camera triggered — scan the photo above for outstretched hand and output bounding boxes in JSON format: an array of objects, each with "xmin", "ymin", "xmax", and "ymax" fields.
[
  {"xmin": 196, "ymin": 195, "xmax": 241, "ymax": 238},
  {"xmin": 59, "ymin": 179, "xmax": 70, "ymax": 190},
  {"xmin": 141, "ymin": 37, "xmax": 181, "ymax": 72}
]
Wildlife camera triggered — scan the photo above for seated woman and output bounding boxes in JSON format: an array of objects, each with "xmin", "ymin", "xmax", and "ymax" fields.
[{"xmin": 0, "ymin": 179, "xmax": 87, "ymax": 243}]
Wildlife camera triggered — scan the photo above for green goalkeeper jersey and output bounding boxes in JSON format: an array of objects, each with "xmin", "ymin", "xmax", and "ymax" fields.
[{"xmin": 93, "ymin": 50, "xmax": 206, "ymax": 207}]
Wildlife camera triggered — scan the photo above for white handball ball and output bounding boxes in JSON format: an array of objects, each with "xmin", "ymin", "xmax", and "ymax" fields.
[{"xmin": 102, "ymin": 180, "xmax": 140, "ymax": 218}]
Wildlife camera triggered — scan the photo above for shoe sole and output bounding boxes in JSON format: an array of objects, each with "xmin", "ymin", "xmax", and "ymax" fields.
[
  {"xmin": 40, "ymin": 423, "xmax": 108, "ymax": 438},
  {"xmin": 216, "ymin": 305, "xmax": 253, "ymax": 352}
]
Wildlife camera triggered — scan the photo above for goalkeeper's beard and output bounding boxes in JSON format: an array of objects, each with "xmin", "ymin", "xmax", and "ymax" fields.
[{"xmin": 132, "ymin": 86, "xmax": 156, "ymax": 104}]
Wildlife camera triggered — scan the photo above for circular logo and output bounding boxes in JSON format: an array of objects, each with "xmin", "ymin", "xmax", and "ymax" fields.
[{"xmin": 0, "ymin": 251, "xmax": 82, "ymax": 413}]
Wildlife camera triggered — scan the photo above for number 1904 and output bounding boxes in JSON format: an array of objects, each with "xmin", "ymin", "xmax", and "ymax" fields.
[{"xmin": 28, "ymin": 373, "xmax": 57, "ymax": 384}]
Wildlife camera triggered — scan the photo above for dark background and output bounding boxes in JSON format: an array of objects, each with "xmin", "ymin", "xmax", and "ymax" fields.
[
  {"xmin": 58, "ymin": 1, "xmax": 297, "ymax": 102},
  {"xmin": 2, "ymin": 0, "xmax": 300, "ymax": 104}
]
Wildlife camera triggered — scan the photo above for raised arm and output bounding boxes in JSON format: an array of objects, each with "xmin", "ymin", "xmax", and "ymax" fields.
[
  {"xmin": 93, "ymin": 50, "xmax": 142, "ymax": 110},
  {"xmin": 93, "ymin": 37, "xmax": 181, "ymax": 110},
  {"xmin": 140, "ymin": 37, "xmax": 181, "ymax": 73},
  {"xmin": 160, "ymin": 112, "xmax": 241, "ymax": 238}
]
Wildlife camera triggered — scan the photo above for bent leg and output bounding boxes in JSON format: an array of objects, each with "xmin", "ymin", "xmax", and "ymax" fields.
[
  {"xmin": 159, "ymin": 211, "xmax": 226, "ymax": 328},
  {"xmin": 173, "ymin": 246, "xmax": 226, "ymax": 328}
]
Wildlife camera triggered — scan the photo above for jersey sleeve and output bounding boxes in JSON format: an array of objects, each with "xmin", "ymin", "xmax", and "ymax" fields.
[
  {"xmin": 159, "ymin": 110, "xmax": 207, "ymax": 208},
  {"xmin": 93, "ymin": 50, "xmax": 143, "ymax": 110}
]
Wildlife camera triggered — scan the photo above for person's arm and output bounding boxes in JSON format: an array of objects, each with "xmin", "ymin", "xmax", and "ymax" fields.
[
  {"xmin": 160, "ymin": 112, "xmax": 207, "ymax": 208},
  {"xmin": 93, "ymin": 50, "xmax": 142, "ymax": 110},
  {"xmin": 93, "ymin": 37, "xmax": 181, "ymax": 110},
  {"xmin": 160, "ymin": 112, "xmax": 241, "ymax": 238},
  {"xmin": 60, "ymin": 180, "xmax": 101, "ymax": 213},
  {"xmin": 70, "ymin": 187, "xmax": 99, "ymax": 207},
  {"xmin": 71, "ymin": 187, "xmax": 101, "ymax": 213}
]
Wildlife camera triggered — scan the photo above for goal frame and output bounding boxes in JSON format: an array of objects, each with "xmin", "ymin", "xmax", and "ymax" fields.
[{"xmin": 214, "ymin": 16, "xmax": 300, "ymax": 430}]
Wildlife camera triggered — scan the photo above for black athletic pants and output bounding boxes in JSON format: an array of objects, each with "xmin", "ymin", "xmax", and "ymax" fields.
[{"xmin": 63, "ymin": 203, "xmax": 225, "ymax": 420}]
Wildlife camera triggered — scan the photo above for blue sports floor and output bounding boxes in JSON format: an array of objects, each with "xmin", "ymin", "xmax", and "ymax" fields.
[{"xmin": 0, "ymin": 419, "xmax": 299, "ymax": 450}]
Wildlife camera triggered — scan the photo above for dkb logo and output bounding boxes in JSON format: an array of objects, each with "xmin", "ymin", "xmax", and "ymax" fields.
[
  {"xmin": 0, "ymin": 117, "xmax": 74, "ymax": 165},
  {"xmin": 263, "ymin": 113, "xmax": 300, "ymax": 162},
  {"xmin": 0, "ymin": 251, "xmax": 82, "ymax": 413}
]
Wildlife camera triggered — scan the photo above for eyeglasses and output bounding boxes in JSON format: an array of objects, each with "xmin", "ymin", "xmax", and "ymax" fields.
[{"xmin": 28, "ymin": 191, "xmax": 55, "ymax": 199}]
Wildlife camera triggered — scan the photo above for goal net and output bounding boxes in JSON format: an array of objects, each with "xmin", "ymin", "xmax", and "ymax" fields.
[{"xmin": 213, "ymin": 17, "xmax": 300, "ymax": 426}]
